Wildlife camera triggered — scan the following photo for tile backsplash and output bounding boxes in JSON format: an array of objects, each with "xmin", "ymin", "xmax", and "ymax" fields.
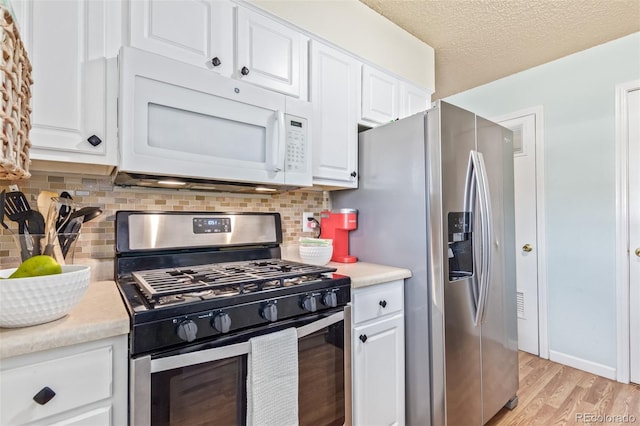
[{"xmin": 1, "ymin": 172, "xmax": 328, "ymax": 278}]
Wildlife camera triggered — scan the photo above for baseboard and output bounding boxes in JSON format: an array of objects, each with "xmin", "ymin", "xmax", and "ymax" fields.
[{"xmin": 549, "ymin": 350, "xmax": 616, "ymax": 380}]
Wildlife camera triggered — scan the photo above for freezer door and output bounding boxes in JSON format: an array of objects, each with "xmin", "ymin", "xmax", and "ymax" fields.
[
  {"xmin": 440, "ymin": 102, "xmax": 483, "ymax": 426},
  {"xmin": 477, "ymin": 117, "xmax": 519, "ymax": 423}
]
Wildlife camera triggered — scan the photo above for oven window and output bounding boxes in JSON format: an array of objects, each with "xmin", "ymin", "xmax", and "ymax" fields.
[
  {"xmin": 151, "ymin": 357, "xmax": 246, "ymax": 426},
  {"xmin": 299, "ymin": 323, "xmax": 345, "ymax": 426},
  {"xmin": 149, "ymin": 321, "xmax": 345, "ymax": 426}
]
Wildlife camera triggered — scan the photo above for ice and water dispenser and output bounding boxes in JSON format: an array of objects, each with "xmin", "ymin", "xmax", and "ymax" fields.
[{"xmin": 448, "ymin": 212, "xmax": 473, "ymax": 281}]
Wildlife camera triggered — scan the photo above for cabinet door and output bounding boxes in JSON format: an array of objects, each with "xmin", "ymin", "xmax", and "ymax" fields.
[
  {"xmin": 361, "ymin": 65, "xmax": 400, "ymax": 124},
  {"xmin": 400, "ymin": 82, "xmax": 431, "ymax": 118},
  {"xmin": 310, "ymin": 41, "xmax": 359, "ymax": 188},
  {"xmin": 352, "ymin": 314, "xmax": 405, "ymax": 426},
  {"xmin": 13, "ymin": 0, "xmax": 118, "ymax": 166},
  {"xmin": 236, "ymin": 8, "xmax": 308, "ymax": 99},
  {"xmin": 128, "ymin": 0, "xmax": 234, "ymax": 75}
]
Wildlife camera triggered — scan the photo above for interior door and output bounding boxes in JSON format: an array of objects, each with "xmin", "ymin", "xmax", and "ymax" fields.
[
  {"xmin": 628, "ymin": 87, "xmax": 640, "ymax": 384},
  {"xmin": 496, "ymin": 113, "xmax": 539, "ymax": 355}
]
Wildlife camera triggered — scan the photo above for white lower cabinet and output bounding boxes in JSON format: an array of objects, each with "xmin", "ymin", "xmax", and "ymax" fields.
[
  {"xmin": 351, "ymin": 280, "xmax": 405, "ymax": 426},
  {"xmin": 0, "ymin": 335, "xmax": 127, "ymax": 426}
]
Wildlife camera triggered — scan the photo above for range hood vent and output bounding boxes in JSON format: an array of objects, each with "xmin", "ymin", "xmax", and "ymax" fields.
[{"xmin": 113, "ymin": 172, "xmax": 301, "ymax": 195}]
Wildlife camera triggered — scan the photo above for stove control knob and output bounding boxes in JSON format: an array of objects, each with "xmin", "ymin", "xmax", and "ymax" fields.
[
  {"xmin": 261, "ymin": 302, "xmax": 278, "ymax": 322},
  {"xmin": 212, "ymin": 312, "xmax": 232, "ymax": 333},
  {"xmin": 302, "ymin": 295, "xmax": 317, "ymax": 312},
  {"xmin": 176, "ymin": 320, "xmax": 198, "ymax": 342},
  {"xmin": 322, "ymin": 291, "xmax": 338, "ymax": 308}
]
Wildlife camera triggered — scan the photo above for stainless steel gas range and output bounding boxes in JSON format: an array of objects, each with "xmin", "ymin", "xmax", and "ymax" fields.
[{"xmin": 115, "ymin": 211, "xmax": 350, "ymax": 426}]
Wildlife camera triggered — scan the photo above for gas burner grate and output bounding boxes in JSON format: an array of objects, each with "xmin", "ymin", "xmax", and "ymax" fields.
[{"xmin": 131, "ymin": 259, "xmax": 336, "ymax": 302}]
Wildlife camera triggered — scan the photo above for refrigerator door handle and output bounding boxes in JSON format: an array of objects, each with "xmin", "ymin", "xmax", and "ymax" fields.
[
  {"xmin": 476, "ymin": 152, "xmax": 493, "ymax": 324},
  {"xmin": 464, "ymin": 152, "xmax": 481, "ymax": 317},
  {"xmin": 467, "ymin": 150, "xmax": 491, "ymax": 327}
]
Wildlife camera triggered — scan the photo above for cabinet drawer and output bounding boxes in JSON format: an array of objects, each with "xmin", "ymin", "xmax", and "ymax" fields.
[
  {"xmin": 0, "ymin": 346, "xmax": 113, "ymax": 425},
  {"xmin": 352, "ymin": 280, "xmax": 404, "ymax": 324}
]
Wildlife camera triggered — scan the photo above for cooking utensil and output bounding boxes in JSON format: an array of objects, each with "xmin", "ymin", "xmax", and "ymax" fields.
[
  {"xmin": 66, "ymin": 206, "xmax": 103, "ymax": 224},
  {"xmin": 36, "ymin": 191, "xmax": 58, "ymax": 255},
  {"xmin": 0, "ymin": 190, "xmax": 8, "ymax": 230},
  {"xmin": 42, "ymin": 197, "xmax": 75, "ymax": 264},
  {"xmin": 60, "ymin": 217, "xmax": 82, "ymax": 258},
  {"xmin": 58, "ymin": 206, "xmax": 102, "ymax": 259},
  {"xmin": 55, "ymin": 191, "xmax": 73, "ymax": 233},
  {"xmin": 4, "ymin": 189, "xmax": 32, "ymax": 261},
  {"xmin": 24, "ymin": 210, "xmax": 46, "ymax": 256}
]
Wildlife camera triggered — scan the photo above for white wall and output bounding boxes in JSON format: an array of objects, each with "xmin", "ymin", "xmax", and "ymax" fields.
[
  {"xmin": 247, "ymin": 0, "xmax": 435, "ymax": 91},
  {"xmin": 447, "ymin": 32, "xmax": 640, "ymax": 374}
]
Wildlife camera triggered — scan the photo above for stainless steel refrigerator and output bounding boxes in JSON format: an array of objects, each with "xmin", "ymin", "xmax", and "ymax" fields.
[{"xmin": 333, "ymin": 101, "xmax": 519, "ymax": 425}]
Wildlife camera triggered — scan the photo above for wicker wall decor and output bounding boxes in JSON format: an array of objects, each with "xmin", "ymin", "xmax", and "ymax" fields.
[{"xmin": 0, "ymin": 6, "xmax": 32, "ymax": 180}]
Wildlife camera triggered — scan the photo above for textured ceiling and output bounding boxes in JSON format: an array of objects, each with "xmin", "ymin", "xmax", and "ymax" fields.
[{"xmin": 359, "ymin": 0, "xmax": 640, "ymax": 98}]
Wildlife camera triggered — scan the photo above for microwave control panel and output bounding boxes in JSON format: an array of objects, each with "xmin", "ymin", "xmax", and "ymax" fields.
[{"xmin": 285, "ymin": 117, "xmax": 307, "ymax": 172}]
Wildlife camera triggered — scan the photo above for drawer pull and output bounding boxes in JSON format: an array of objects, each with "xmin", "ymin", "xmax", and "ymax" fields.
[
  {"xmin": 87, "ymin": 135, "xmax": 102, "ymax": 146},
  {"xmin": 33, "ymin": 386, "xmax": 56, "ymax": 405},
  {"xmin": 379, "ymin": 300, "xmax": 388, "ymax": 308},
  {"xmin": 359, "ymin": 334, "xmax": 368, "ymax": 343}
]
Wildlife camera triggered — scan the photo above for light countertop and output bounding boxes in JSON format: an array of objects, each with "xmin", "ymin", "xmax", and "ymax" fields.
[
  {"xmin": 281, "ymin": 245, "xmax": 412, "ymax": 289},
  {"xmin": 0, "ymin": 280, "xmax": 129, "ymax": 360},
  {"xmin": 0, "ymin": 254, "xmax": 410, "ymax": 360},
  {"xmin": 329, "ymin": 261, "xmax": 412, "ymax": 289}
]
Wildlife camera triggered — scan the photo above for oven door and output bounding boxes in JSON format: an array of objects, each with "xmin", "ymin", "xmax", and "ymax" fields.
[{"xmin": 131, "ymin": 309, "xmax": 346, "ymax": 426}]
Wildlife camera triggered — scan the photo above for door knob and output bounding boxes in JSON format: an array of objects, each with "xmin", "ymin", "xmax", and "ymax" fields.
[
  {"xmin": 522, "ymin": 243, "xmax": 533, "ymax": 253},
  {"xmin": 635, "ymin": 247, "xmax": 640, "ymax": 257}
]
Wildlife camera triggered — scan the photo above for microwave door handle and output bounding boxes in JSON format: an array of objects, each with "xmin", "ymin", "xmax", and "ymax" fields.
[{"xmin": 271, "ymin": 110, "xmax": 285, "ymax": 172}]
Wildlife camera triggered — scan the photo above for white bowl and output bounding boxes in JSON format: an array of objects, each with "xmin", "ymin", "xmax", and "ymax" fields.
[
  {"xmin": 0, "ymin": 265, "xmax": 90, "ymax": 328},
  {"xmin": 299, "ymin": 244, "xmax": 333, "ymax": 266}
]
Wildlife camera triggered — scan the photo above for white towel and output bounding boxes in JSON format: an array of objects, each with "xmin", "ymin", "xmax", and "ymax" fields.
[{"xmin": 247, "ymin": 327, "xmax": 299, "ymax": 426}]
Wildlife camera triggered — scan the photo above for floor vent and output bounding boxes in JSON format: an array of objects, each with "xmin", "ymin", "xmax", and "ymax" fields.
[{"xmin": 517, "ymin": 291, "xmax": 525, "ymax": 319}]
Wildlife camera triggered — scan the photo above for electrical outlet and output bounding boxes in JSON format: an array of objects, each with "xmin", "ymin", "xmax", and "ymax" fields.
[{"xmin": 302, "ymin": 212, "xmax": 314, "ymax": 232}]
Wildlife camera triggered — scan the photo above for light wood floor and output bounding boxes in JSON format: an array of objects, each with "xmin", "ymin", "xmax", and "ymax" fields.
[{"xmin": 487, "ymin": 351, "xmax": 640, "ymax": 425}]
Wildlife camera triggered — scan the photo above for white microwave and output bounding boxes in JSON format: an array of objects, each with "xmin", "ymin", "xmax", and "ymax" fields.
[{"xmin": 115, "ymin": 47, "xmax": 312, "ymax": 193}]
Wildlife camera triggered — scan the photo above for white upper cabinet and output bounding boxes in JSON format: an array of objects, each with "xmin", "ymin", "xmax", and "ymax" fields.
[
  {"xmin": 361, "ymin": 64, "xmax": 431, "ymax": 125},
  {"xmin": 12, "ymin": 0, "xmax": 120, "ymax": 171},
  {"xmin": 361, "ymin": 65, "xmax": 400, "ymax": 124},
  {"xmin": 235, "ymin": 8, "xmax": 308, "ymax": 98},
  {"xmin": 127, "ymin": 1, "xmax": 308, "ymax": 98},
  {"xmin": 128, "ymin": 0, "xmax": 234, "ymax": 76},
  {"xmin": 310, "ymin": 40, "xmax": 360, "ymax": 188},
  {"xmin": 400, "ymin": 81, "xmax": 431, "ymax": 118}
]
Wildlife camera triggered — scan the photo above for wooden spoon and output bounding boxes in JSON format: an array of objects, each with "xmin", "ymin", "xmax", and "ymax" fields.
[{"xmin": 37, "ymin": 191, "xmax": 66, "ymax": 265}]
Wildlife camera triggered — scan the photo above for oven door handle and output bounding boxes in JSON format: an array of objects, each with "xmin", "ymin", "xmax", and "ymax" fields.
[{"xmin": 149, "ymin": 310, "xmax": 344, "ymax": 373}]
